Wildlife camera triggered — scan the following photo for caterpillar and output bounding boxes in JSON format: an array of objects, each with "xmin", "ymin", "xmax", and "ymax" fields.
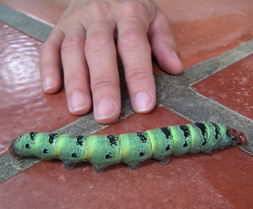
[{"xmin": 10, "ymin": 121, "xmax": 247, "ymax": 171}]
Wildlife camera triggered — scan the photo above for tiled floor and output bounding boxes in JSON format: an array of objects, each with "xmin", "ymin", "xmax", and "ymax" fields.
[
  {"xmin": 0, "ymin": 1, "xmax": 253, "ymax": 209},
  {"xmin": 193, "ymin": 54, "xmax": 253, "ymax": 120}
]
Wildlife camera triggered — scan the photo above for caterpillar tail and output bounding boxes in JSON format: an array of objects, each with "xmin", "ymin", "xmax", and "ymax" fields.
[{"xmin": 10, "ymin": 122, "xmax": 248, "ymax": 171}]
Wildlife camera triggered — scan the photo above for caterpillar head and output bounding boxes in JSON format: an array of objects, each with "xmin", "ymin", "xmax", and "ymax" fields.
[
  {"xmin": 228, "ymin": 128, "xmax": 247, "ymax": 146},
  {"xmin": 10, "ymin": 132, "xmax": 36, "ymax": 157}
]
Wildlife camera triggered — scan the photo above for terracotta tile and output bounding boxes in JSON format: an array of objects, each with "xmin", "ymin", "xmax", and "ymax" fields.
[
  {"xmin": 196, "ymin": 148, "xmax": 253, "ymax": 209},
  {"xmin": 172, "ymin": 14, "xmax": 253, "ymax": 68},
  {"xmin": 1, "ymin": 0, "xmax": 253, "ymax": 67},
  {"xmin": 158, "ymin": 0, "xmax": 253, "ymax": 67},
  {"xmin": 192, "ymin": 54, "xmax": 253, "ymax": 120},
  {"xmin": 0, "ymin": 22, "xmax": 78, "ymax": 155},
  {"xmin": 1, "ymin": 107, "xmax": 252, "ymax": 209}
]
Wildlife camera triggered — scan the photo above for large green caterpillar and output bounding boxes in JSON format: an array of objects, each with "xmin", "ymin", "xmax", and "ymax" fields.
[{"xmin": 11, "ymin": 121, "xmax": 247, "ymax": 171}]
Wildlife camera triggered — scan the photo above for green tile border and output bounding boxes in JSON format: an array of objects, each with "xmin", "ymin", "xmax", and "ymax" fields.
[
  {"xmin": 0, "ymin": 4, "xmax": 51, "ymax": 41},
  {"xmin": 0, "ymin": 3, "xmax": 252, "ymax": 182}
]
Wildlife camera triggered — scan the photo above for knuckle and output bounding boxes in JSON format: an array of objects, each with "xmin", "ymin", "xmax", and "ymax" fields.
[
  {"xmin": 40, "ymin": 59, "xmax": 53, "ymax": 71},
  {"xmin": 119, "ymin": 30, "xmax": 142, "ymax": 50},
  {"xmin": 86, "ymin": 1, "xmax": 109, "ymax": 16},
  {"xmin": 121, "ymin": 1, "xmax": 146, "ymax": 16},
  {"xmin": 86, "ymin": 30, "xmax": 110, "ymax": 54},
  {"xmin": 41, "ymin": 41, "xmax": 55, "ymax": 53},
  {"xmin": 62, "ymin": 35, "xmax": 83, "ymax": 51},
  {"xmin": 88, "ymin": 30, "xmax": 108, "ymax": 44},
  {"xmin": 91, "ymin": 79, "xmax": 118, "ymax": 92},
  {"xmin": 126, "ymin": 68, "xmax": 150, "ymax": 83}
]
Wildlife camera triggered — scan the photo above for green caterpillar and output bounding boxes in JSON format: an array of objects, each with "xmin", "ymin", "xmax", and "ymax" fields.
[{"xmin": 11, "ymin": 121, "xmax": 247, "ymax": 171}]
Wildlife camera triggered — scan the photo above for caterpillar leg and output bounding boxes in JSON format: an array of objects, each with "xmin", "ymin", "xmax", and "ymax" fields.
[
  {"xmin": 120, "ymin": 132, "xmax": 152, "ymax": 170},
  {"xmin": 203, "ymin": 149, "xmax": 213, "ymax": 155},
  {"xmin": 86, "ymin": 135, "xmax": 121, "ymax": 172},
  {"xmin": 127, "ymin": 162, "xmax": 140, "ymax": 170},
  {"xmin": 93, "ymin": 163, "xmax": 110, "ymax": 172},
  {"xmin": 63, "ymin": 161, "xmax": 84, "ymax": 169},
  {"xmin": 159, "ymin": 157, "xmax": 171, "ymax": 165}
]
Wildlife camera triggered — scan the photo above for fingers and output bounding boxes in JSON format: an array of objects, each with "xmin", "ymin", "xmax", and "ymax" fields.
[
  {"xmin": 85, "ymin": 23, "xmax": 121, "ymax": 123},
  {"xmin": 61, "ymin": 24, "xmax": 91, "ymax": 115},
  {"xmin": 40, "ymin": 28, "xmax": 64, "ymax": 93},
  {"xmin": 149, "ymin": 12, "xmax": 183, "ymax": 75},
  {"xmin": 117, "ymin": 17, "xmax": 156, "ymax": 113},
  {"xmin": 40, "ymin": 0, "xmax": 183, "ymax": 124}
]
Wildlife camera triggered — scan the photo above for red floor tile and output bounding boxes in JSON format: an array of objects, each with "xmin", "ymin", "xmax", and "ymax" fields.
[
  {"xmin": 1, "ymin": 0, "xmax": 253, "ymax": 68},
  {"xmin": 0, "ymin": 107, "xmax": 252, "ymax": 209},
  {"xmin": 197, "ymin": 148, "xmax": 253, "ymax": 209},
  {"xmin": 0, "ymin": 22, "xmax": 78, "ymax": 155},
  {"xmin": 193, "ymin": 54, "xmax": 253, "ymax": 120}
]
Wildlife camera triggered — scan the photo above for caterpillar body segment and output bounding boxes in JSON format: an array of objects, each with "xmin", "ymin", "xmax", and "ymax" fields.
[
  {"xmin": 86, "ymin": 135, "xmax": 121, "ymax": 171},
  {"xmin": 11, "ymin": 122, "xmax": 247, "ymax": 171}
]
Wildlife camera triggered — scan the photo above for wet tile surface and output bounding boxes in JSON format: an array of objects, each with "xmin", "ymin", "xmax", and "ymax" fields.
[
  {"xmin": 0, "ymin": 22, "xmax": 77, "ymax": 155},
  {"xmin": 1, "ymin": 0, "xmax": 253, "ymax": 68},
  {"xmin": 1, "ymin": 107, "xmax": 252, "ymax": 209},
  {"xmin": 193, "ymin": 54, "xmax": 253, "ymax": 120}
]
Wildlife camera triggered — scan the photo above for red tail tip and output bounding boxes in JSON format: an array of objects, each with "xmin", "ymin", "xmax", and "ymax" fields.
[{"xmin": 229, "ymin": 128, "xmax": 247, "ymax": 145}]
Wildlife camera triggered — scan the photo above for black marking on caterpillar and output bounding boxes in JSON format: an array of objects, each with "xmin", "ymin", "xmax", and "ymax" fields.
[
  {"xmin": 107, "ymin": 135, "xmax": 118, "ymax": 146},
  {"xmin": 30, "ymin": 132, "xmax": 36, "ymax": 140},
  {"xmin": 211, "ymin": 122, "xmax": 220, "ymax": 140},
  {"xmin": 137, "ymin": 132, "xmax": 147, "ymax": 143},
  {"xmin": 139, "ymin": 152, "xmax": 145, "ymax": 156},
  {"xmin": 76, "ymin": 136, "xmax": 84, "ymax": 146},
  {"xmin": 160, "ymin": 127, "xmax": 171, "ymax": 139},
  {"xmin": 195, "ymin": 122, "xmax": 208, "ymax": 145},
  {"xmin": 165, "ymin": 144, "xmax": 170, "ymax": 151},
  {"xmin": 72, "ymin": 153, "xmax": 78, "ymax": 158},
  {"xmin": 180, "ymin": 125, "xmax": 190, "ymax": 147},
  {"xmin": 49, "ymin": 133, "xmax": 58, "ymax": 144},
  {"xmin": 105, "ymin": 152, "xmax": 113, "ymax": 159}
]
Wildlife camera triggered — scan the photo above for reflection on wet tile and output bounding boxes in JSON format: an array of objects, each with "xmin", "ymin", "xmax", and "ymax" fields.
[{"xmin": 0, "ymin": 22, "xmax": 77, "ymax": 155}]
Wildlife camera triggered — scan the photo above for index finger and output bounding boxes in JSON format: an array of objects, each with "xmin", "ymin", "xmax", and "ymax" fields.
[{"xmin": 40, "ymin": 28, "xmax": 64, "ymax": 93}]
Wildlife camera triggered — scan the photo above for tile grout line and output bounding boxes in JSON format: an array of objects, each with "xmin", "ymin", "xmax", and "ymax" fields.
[
  {"xmin": 182, "ymin": 40, "xmax": 253, "ymax": 86},
  {"xmin": 0, "ymin": 4, "xmax": 52, "ymax": 42}
]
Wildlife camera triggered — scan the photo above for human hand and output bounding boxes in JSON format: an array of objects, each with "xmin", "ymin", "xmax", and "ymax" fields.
[{"xmin": 40, "ymin": 0, "xmax": 183, "ymax": 124}]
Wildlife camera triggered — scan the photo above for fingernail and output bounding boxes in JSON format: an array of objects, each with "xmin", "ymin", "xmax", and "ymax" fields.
[
  {"xmin": 95, "ymin": 98, "xmax": 116, "ymax": 120},
  {"xmin": 169, "ymin": 51, "xmax": 184, "ymax": 74},
  {"xmin": 170, "ymin": 51, "xmax": 181, "ymax": 60},
  {"xmin": 134, "ymin": 92, "xmax": 151, "ymax": 112},
  {"xmin": 43, "ymin": 77, "xmax": 54, "ymax": 91},
  {"xmin": 69, "ymin": 91, "xmax": 89, "ymax": 113}
]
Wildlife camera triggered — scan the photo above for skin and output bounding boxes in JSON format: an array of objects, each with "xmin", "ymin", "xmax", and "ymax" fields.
[{"xmin": 40, "ymin": 0, "xmax": 184, "ymax": 124}]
